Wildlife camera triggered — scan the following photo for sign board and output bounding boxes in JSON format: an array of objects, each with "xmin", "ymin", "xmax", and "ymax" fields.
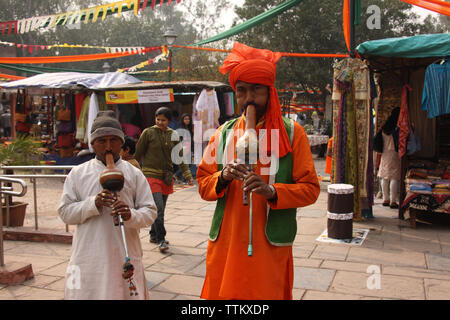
[{"xmin": 105, "ymin": 88, "xmax": 174, "ymax": 104}]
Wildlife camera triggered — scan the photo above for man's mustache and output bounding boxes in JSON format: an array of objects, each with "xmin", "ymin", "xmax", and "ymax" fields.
[{"xmin": 244, "ymin": 102, "xmax": 263, "ymax": 109}]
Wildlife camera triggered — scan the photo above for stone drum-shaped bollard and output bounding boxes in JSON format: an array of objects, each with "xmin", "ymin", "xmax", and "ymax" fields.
[{"xmin": 327, "ymin": 184, "xmax": 354, "ymax": 239}]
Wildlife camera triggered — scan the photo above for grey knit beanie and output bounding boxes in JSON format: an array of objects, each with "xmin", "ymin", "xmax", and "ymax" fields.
[{"xmin": 90, "ymin": 110, "xmax": 125, "ymax": 144}]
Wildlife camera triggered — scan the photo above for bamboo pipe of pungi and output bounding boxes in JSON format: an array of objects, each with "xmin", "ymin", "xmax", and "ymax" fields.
[{"xmin": 235, "ymin": 104, "xmax": 258, "ymax": 256}]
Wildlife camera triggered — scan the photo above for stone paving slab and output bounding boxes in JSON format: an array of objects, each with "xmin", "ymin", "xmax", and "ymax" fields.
[
  {"xmin": 292, "ymin": 288, "xmax": 306, "ymax": 300},
  {"xmin": 3, "ymin": 254, "xmax": 68, "ymax": 274},
  {"xmin": 346, "ymin": 247, "xmax": 427, "ymax": 268},
  {"xmin": 22, "ymin": 274, "xmax": 61, "ymax": 289},
  {"xmin": 321, "ymin": 260, "xmax": 377, "ymax": 273},
  {"xmin": 0, "ymin": 285, "xmax": 63, "ymax": 300},
  {"xmin": 187, "ymin": 262, "xmax": 206, "ymax": 277},
  {"xmin": 293, "ymin": 258, "xmax": 322, "ymax": 268},
  {"xmin": 292, "ymin": 243, "xmax": 316, "ymax": 259},
  {"xmin": 149, "ymin": 290, "xmax": 177, "ymax": 300},
  {"xmin": 302, "ymin": 290, "xmax": 363, "ymax": 300},
  {"xmin": 424, "ymin": 278, "xmax": 450, "ymax": 299},
  {"xmin": 152, "ymin": 274, "xmax": 204, "ymax": 297},
  {"xmin": 382, "ymin": 265, "xmax": 450, "ymax": 281},
  {"xmin": 310, "ymin": 244, "xmax": 350, "ymax": 261},
  {"xmin": 145, "ymin": 271, "xmax": 171, "ymax": 290},
  {"xmin": 146, "ymin": 254, "xmax": 204, "ymax": 275},
  {"xmin": 383, "ymin": 238, "xmax": 442, "ymax": 254},
  {"xmin": 426, "ymin": 253, "xmax": 450, "ymax": 272},
  {"xmin": 293, "ymin": 267, "xmax": 335, "ymax": 291},
  {"xmin": 329, "ymin": 270, "xmax": 425, "ymax": 300}
]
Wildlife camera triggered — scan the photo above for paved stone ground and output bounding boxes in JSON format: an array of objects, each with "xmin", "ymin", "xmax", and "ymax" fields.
[{"xmin": 1, "ymin": 158, "xmax": 450, "ymax": 300}]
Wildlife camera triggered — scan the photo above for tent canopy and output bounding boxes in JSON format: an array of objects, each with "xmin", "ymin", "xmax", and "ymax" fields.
[
  {"xmin": 356, "ymin": 33, "xmax": 450, "ymax": 59},
  {"xmin": 0, "ymin": 72, "xmax": 141, "ymax": 90}
]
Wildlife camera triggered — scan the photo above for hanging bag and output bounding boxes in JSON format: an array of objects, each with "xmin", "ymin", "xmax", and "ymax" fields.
[
  {"xmin": 58, "ymin": 133, "xmax": 75, "ymax": 147},
  {"xmin": 58, "ymin": 120, "xmax": 73, "ymax": 133},
  {"xmin": 57, "ymin": 106, "xmax": 71, "ymax": 121}
]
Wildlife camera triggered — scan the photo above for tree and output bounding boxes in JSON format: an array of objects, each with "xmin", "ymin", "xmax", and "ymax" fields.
[
  {"xmin": 0, "ymin": 0, "xmax": 233, "ymax": 81},
  {"xmin": 233, "ymin": 0, "xmax": 448, "ymax": 107}
]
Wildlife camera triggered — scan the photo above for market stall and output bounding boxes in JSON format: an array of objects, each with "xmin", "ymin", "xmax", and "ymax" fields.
[
  {"xmin": 356, "ymin": 33, "xmax": 450, "ymax": 228},
  {"xmin": 0, "ymin": 72, "xmax": 141, "ymax": 162}
]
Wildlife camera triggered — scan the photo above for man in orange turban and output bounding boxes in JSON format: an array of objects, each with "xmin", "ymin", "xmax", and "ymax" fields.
[{"xmin": 197, "ymin": 43, "xmax": 320, "ymax": 299}]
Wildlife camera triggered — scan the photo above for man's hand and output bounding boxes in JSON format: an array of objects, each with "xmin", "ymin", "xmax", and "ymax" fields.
[
  {"xmin": 220, "ymin": 160, "xmax": 250, "ymax": 182},
  {"xmin": 242, "ymin": 172, "xmax": 276, "ymax": 200},
  {"xmin": 95, "ymin": 189, "xmax": 116, "ymax": 209},
  {"xmin": 111, "ymin": 200, "xmax": 132, "ymax": 221}
]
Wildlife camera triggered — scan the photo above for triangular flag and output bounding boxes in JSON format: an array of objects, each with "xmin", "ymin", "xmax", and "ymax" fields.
[
  {"xmin": 151, "ymin": 0, "xmax": 156, "ymax": 10},
  {"xmin": 142, "ymin": 0, "xmax": 148, "ymax": 11}
]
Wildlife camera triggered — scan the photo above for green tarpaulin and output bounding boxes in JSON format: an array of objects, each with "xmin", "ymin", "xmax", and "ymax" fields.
[{"xmin": 356, "ymin": 33, "xmax": 450, "ymax": 58}]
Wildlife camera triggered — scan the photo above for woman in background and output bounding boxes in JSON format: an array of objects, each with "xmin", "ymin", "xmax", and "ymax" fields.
[
  {"xmin": 377, "ymin": 107, "xmax": 401, "ymax": 209},
  {"xmin": 176, "ymin": 113, "xmax": 196, "ymax": 181}
]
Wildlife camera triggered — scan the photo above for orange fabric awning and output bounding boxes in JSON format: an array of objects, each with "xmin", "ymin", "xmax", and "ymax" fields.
[
  {"xmin": 0, "ymin": 73, "xmax": 26, "ymax": 80},
  {"xmin": 401, "ymin": 0, "xmax": 450, "ymax": 16},
  {"xmin": 343, "ymin": 0, "xmax": 351, "ymax": 52}
]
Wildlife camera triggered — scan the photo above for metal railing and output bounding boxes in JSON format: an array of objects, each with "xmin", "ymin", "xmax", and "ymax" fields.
[
  {"xmin": 0, "ymin": 176, "xmax": 27, "ymax": 267},
  {"xmin": 0, "ymin": 165, "xmax": 75, "ymax": 232}
]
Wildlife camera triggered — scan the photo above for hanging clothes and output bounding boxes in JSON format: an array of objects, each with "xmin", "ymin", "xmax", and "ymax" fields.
[
  {"xmin": 193, "ymin": 89, "xmax": 221, "ymax": 152},
  {"xmin": 76, "ymin": 95, "xmax": 90, "ymax": 141},
  {"xmin": 421, "ymin": 60, "xmax": 450, "ymax": 118},
  {"xmin": 331, "ymin": 58, "xmax": 373, "ymax": 221},
  {"xmin": 87, "ymin": 92, "xmax": 99, "ymax": 152},
  {"xmin": 397, "ymin": 85, "xmax": 412, "ymax": 158}
]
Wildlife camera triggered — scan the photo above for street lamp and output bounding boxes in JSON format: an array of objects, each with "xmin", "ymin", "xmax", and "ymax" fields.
[{"xmin": 164, "ymin": 27, "xmax": 177, "ymax": 82}]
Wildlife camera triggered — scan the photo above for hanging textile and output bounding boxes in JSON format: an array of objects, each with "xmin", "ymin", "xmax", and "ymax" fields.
[
  {"xmin": 87, "ymin": 92, "xmax": 100, "ymax": 152},
  {"xmin": 193, "ymin": 88, "xmax": 221, "ymax": 146},
  {"xmin": 421, "ymin": 60, "xmax": 450, "ymax": 118},
  {"xmin": 332, "ymin": 58, "xmax": 373, "ymax": 221},
  {"xmin": 397, "ymin": 84, "xmax": 412, "ymax": 158}
]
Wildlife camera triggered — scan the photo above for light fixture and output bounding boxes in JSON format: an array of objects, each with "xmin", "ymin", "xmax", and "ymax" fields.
[
  {"xmin": 163, "ymin": 27, "xmax": 178, "ymax": 45},
  {"xmin": 102, "ymin": 62, "xmax": 111, "ymax": 73}
]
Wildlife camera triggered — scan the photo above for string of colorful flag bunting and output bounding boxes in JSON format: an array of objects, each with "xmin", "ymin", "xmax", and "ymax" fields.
[
  {"xmin": 0, "ymin": 0, "xmax": 181, "ymax": 36},
  {"xmin": 117, "ymin": 45, "xmax": 168, "ymax": 72},
  {"xmin": 0, "ymin": 40, "xmax": 162, "ymax": 54}
]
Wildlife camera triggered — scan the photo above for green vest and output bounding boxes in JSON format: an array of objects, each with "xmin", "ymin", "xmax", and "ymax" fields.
[{"xmin": 209, "ymin": 117, "xmax": 297, "ymax": 246}]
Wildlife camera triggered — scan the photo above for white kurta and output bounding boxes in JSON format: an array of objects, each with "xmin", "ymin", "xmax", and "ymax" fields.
[
  {"xmin": 377, "ymin": 132, "xmax": 401, "ymax": 181},
  {"xmin": 58, "ymin": 158, "xmax": 157, "ymax": 300}
]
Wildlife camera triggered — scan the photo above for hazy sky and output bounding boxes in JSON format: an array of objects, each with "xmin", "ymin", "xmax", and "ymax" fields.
[{"xmin": 226, "ymin": 0, "xmax": 439, "ymax": 24}]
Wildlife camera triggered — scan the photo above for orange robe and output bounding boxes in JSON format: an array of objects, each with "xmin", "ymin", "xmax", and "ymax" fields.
[{"xmin": 197, "ymin": 115, "xmax": 320, "ymax": 300}]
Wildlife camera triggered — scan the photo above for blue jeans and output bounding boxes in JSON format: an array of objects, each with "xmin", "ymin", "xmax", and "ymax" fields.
[{"xmin": 150, "ymin": 192, "xmax": 168, "ymax": 243}]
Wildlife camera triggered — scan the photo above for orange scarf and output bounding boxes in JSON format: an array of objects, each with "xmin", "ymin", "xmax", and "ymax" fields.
[{"xmin": 219, "ymin": 43, "xmax": 292, "ymax": 158}]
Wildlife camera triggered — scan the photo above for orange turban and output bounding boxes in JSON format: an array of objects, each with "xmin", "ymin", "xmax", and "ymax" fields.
[{"xmin": 219, "ymin": 43, "xmax": 292, "ymax": 158}]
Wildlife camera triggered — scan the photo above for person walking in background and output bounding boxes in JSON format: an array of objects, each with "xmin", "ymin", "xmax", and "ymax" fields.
[
  {"xmin": 121, "ymin": 136, "xmax": 141, "ymax": 169},
  {"xmin": 135, "ymin": 107, "xmax": 193, "ymax": 253},
  {"xmin": 176, "ymin": 113, "xmax": 196, "ymax": 181},
  {"xmin": 168, "ymin": 110, "xmax": 179, "ymax": 130},
  {"xmin": 377, "ymin": 107, "xmax": 401, "ymax": 209},
  {"xmin": 0, "ymin": 108, "xmax": 11, "ymax": 137}
]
